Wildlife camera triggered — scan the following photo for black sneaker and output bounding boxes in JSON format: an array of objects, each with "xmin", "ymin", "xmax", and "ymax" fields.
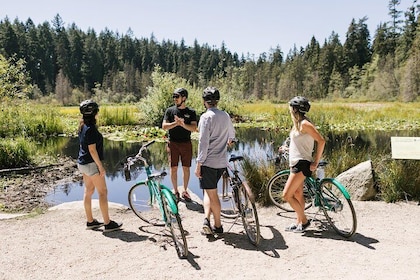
[
  {"xmin": 104, "ymin": 220, "xmax": 123, "ymax": 232},
  {"xmin": 293, "ymin": 220, "xmax": 311, "ymax": 233},
  {"xmin": 201, "ymin": 218, "xmax": 213, "ymax": 235},
  {"xmin": 212, "ymin": 225, "xmax": 224, "ymax": 235},
  {"xmin": 86, "ymin": 219, "xmax": 104, "ymax": 230}
]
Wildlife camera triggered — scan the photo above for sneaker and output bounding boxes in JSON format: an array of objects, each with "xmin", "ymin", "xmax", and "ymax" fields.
[
  {"xmin": 201, "ymin": 218, "xmax": 213, "ymax": 235},
  {"xmin": 285, "ymin": 223, "xmax": 297, "ymax": 232},
  {"xmin": 293, "ymin": 220, "xmax": 311, "ymax": 233},
  {"xmin": 182, "ymin": 191, "xmax": 192, "ymax": 202},
  {"xmin": 104, "ymin": 220, "xmax": 123, "ymax": 232},
  {"xmin": 212, "ymin": 225, "xmax": 224, "ymax": 235},
  {"xmin": 86, "ymin": 219, "xmax": 104, "ymax": 230}
]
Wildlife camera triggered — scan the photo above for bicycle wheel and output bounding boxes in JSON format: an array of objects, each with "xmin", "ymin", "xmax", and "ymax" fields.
[
  {"xmin": 237, "ymin": 182, "xmax": 260, "ymax": 246},
  {"xmin": 268, "ymin": 170, "xmax": 312, "ymax": 212},
  {"xmin": 128, "ymin": 183, "xmax": 165, "ymax": 227},
  {"xmin": 220, "ymin": 174, "xmax": 239, "ymax": 219},
  {"xmin": 162, "ymin": 193, "xmax": 188, "ymax": 259},
  {"xmin": 319, "ymin": 179, "xmax": 357, "ymax": 238}
]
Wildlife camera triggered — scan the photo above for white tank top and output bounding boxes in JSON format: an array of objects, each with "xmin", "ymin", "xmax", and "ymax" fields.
[{"xmin": 288, "ymin": 129, "xmax": 314, "ymax": 167}]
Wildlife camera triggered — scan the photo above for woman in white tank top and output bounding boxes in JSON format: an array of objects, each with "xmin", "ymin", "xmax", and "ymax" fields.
[{"xmin": 281, "ymin": 96, "xmax": 325, "ymax": 233}]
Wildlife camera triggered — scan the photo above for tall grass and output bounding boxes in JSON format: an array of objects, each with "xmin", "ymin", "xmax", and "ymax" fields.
[
  {"xmin": 243, "ymin": 101, "xmax": 420, "ymax": 131},
  {"xmin": 375, "ymin": 156, "xmax": 420, "ymax": 202},
  {"xmin": 98, "ymin": 105, "xmax": 139, "ymax": 126},
  {"xmin": 241, "ymin": 155, "xmax": 277, "ymax": 206},
  {"xmin": 0, "ymin": 137, "xmax": 33, "ymax": 168},
  {"xmin": 0, "ymin": 102, "xmax": 65, "ymax": 138}
]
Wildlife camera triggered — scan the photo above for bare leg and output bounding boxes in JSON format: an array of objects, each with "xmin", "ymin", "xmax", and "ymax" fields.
[
  {"xmin": 90, "ymin": 174, "xmax": 110, "ymax": 224},
  {"xmin": 83, "ymin": 174, "xmax": 95, "ymax": 222},
  {"xmin": 170, "ymin": 166, "xmax": 179, "ymax": 193},
  {"xmin": 203, "ymin": 189, "xmax": 222, "ymax": 228},
  {"xmin": 283, "ymin": 172, "xmax": 308, "ymax": 224},
  {"xmin": 182, "ymin": 166, "xmax": 190, "ymax": 192}
]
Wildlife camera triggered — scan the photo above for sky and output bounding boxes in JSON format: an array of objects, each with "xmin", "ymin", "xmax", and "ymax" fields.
[{"xmin": 1, "ymin": 0, "xmax": 414, "ymax": 56}]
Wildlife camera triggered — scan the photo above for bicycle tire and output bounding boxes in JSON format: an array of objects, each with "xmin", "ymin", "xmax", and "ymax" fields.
[
  {"xmin": 268, "ymin": 170, "xmax": 312, "ymax": 212},
  {"xmin": 220, "ymin": 174, "xmax": 239, "ymax": 219},
  {"xmin": 128, "ymin": 182, "xmax": 165, "ymax": 227},
  {"xmin": 237, "ymin": 182, "xmax": 260, "ymax": 246},
  {"xmin": 162, "ymin": 193, "xmax": 188, "ymax": 259},
  {"xmin": 319, "ymin": 179, "xmax": 357, "ymax": 238}
]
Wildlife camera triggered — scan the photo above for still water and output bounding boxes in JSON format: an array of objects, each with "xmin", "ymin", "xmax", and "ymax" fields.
[{"xmin": 45, "ymin": 128, "xmax": 418, "ymax": 207}]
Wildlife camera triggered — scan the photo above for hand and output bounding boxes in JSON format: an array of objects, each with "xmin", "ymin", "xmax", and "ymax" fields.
[
  {"xmin": 195, "ymin": 167, "xmax": 201, "ymax": 178},
  {"xmin": 98, "ymin": 166, "xmax": 106, "ymax": 177},
  {"xmin": 174, "ymin": 116, "xmax": 185, "ymax": 127},
  {"xmin": 310, "ymin": 162, "xmax": 317, "ymax": 172},
  {"xmin": 195, "ymin": 163, "xmax": 202, "ymax": 178}
]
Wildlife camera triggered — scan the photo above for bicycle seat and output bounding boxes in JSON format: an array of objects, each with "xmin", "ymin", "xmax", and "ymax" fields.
[{"xmin": 229, "ymin": 154, "xmax": 244, "ymax": 162}]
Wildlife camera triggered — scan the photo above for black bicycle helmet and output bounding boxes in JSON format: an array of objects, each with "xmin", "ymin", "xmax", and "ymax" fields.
[
  {"xmin": 289, "ymin": 96, "xmax": 311, "ymax": 114},
  {"xmin": 79, "ymin": 100, "xmax": 99, "ymax": 116},
  {"xmin": 202, "ymin": 86, "xmax": 220, "ymax": 104},
  {"xmin": 173, "ymin": 88, "xmax": 188, "ymax": 98}
]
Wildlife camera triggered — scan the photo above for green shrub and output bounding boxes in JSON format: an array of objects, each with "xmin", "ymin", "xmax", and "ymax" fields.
[
  {"xmin": 241, "ymin": 155, "xmax": 277, "ymax": 206},
  {"xmin": 375, "ymin": 156, "xmax": 420, "ymax": 202},
  {"xmin": 0, "ymin": 102, "xmax": 64, "ymax": 138},
  {"xmin": 0, "ymin": 138, "xmax": 33, "ymax": 168}
]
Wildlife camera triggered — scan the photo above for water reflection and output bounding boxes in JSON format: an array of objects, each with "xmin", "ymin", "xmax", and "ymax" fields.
[{"xmin": 45, "ymin": 128, "xmax": 419, "ymax": 207}]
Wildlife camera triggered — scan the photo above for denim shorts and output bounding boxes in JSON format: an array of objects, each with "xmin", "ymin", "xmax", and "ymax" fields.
[
  {"xmin": 290, "ymin": 160, "xmax": 312, "ymax": 177},
  {"xmin": 77, "ymin": 162, "xmax": 99, "ymax": 176}
]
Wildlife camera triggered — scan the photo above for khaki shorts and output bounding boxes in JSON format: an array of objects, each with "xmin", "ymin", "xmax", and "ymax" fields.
[{"xmin": 77, "ymin": 162, "xmax": 99, "ymax": 176}]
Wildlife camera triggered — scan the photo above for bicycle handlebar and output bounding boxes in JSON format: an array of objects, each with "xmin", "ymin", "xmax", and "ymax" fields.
[{"xmin": 123, "ymin": 140, "xmax": 156, "ymax": 181}]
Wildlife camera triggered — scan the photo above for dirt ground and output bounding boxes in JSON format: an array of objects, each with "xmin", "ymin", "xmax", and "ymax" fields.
[{"xmin": 1, "ymin": 158, "xmax": 420, "ymax": 280}]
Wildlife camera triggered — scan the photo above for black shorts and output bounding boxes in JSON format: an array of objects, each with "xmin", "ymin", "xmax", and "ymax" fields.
[
  {"xmin": 199, "ymin": 166, "xmax": 225, "ymax": 190},
  {"xmin": 291, "ymin": 160, "xmax": 312, "ymax": 177}
]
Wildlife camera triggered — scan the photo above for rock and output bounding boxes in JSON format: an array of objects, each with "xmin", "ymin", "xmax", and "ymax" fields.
[{"xmin": 335, "ymin": 160, "xmax": 377, "ymax": 201}]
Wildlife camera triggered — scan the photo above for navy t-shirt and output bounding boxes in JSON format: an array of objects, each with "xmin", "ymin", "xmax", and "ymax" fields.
[
  {"xmin": 78, "ymin": 124, "xmax": 104, "ymax": 165},
  {"xmin": 163, "ymin": 106, "xmax": 197, "ymax": 142}
]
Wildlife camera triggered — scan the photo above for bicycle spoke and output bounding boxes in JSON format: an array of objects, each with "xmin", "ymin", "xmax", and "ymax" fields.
[
  {"xmin": 163, "ymin": 195, "xmax": 188, "ymax": 259},
  {"xmin": 128, "ymin": 183, "xmax": 165, "ymax": 226},
  {"xmin": 319, "ymin": 180, "xmax": 357, "ymax": 238},
  {"xmin": 238, "ymin": 184, "xmax": 260, "ymax": 246}
]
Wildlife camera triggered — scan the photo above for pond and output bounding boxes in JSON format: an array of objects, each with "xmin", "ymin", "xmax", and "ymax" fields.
[{"xmin": 44, "ymin": 127, "xmax": 419, "ymax": 207}]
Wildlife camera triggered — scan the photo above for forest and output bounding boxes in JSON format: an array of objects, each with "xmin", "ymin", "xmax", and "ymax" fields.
[{"xmin": 0, "ymin": 0, "xmax": 419, "ymax": 104}]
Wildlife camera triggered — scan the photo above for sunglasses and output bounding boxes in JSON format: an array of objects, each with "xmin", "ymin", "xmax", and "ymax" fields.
[{"xmin": 172, "ymin": 95, "xmax": 181, "ymax": 99}]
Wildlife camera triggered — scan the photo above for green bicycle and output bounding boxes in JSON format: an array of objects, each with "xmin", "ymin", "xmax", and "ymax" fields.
[
  {"xmin": 123, "ymin": 140, "xmax": 188, "ymax": 258},
  {"xmin": 268, "ymin": 149, "xmax": 357, "ymax": 238}
]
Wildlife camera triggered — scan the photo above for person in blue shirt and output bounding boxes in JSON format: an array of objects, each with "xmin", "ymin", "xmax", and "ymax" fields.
[
  {"xmin": 195, "ymin": 87, "xmax": 235, "ymax": 236},
  {"xmin": 78, "ymin": 100, "xmax": 122, "ymax": 232}
]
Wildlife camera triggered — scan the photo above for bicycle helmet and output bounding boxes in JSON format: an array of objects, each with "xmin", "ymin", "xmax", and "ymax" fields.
[
  {"xmin": 289, "ymin": 96, "xmax": 311, "ymax": 114},
  {"xmin": 173, "ymin": 88, "xmax": 188, "ymax": 98},
  {"xmin": 202, "ymin": 86, "xmax": 220, "ymax": 104},
  {"xmin": 79, "ymin": 100, "xmax": 99, "ymax": 116}
]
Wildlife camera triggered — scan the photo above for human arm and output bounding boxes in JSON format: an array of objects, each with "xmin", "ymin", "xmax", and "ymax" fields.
[
  {"xmin": 175, "ymin": 116, "xmax": 197, "ymax": 132},
  {"xmin": 88, "ymin": 144, "xmax": 106, "ymax": 177},
  {"xmin": 302, "ymin": 120, "xmax": 325, "ymax": 171},
  {"xmin": 195, "ymin": 115, "xmax": 210, "ymax": 178}
]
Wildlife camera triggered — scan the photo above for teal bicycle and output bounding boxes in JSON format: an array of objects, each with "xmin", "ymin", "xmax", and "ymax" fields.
[
  {"xmin": 123, "ymin": 140, "xmax": 188, "ymax": 258},
  {"xmin": 268, "ymin": 146, "xmax": 357, "ymax": 238}
]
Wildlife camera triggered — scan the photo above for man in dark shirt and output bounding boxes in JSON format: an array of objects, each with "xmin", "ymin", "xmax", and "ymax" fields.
[{"xmin": 162, "ymin": 88, "xmax": 197, "ymax": 202}]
